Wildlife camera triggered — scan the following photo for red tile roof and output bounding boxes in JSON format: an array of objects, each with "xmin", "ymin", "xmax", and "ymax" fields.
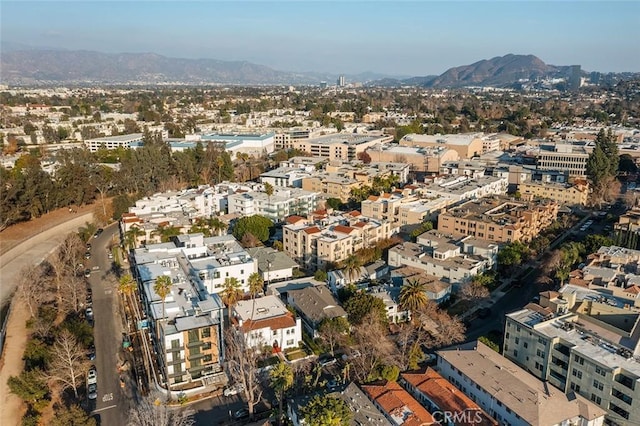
[
  {"xmin": 303, "ymin": 226, "xmax": 321, "ymax": 234},
  {"xmin": 347, "ymin": 210, "xmax": 361, "ymax": 217},
  {"xmin": 353, "ymin": 221, "xmax": 367, "ymax": 228},
  {"xmin": 625, "ymin": 285, "xmax": 640, "ymax": 295},
  {"xmin": 361, "ymin": 381, "xmax": 437, "ymax": 426},
  {"xmin": 239, "ymin": 313, "xmax": 296, "ymax": 333},
  {"xmin": 333, "ymin": 225, "xmax": 355, "ymax": 235},
  {"xmin": 285, "ymin": 215, "xmax": 305, "ymax": 225},
  {"xmin": 401, "ymin": 369, "xmax": 497, "ymax": 426}
]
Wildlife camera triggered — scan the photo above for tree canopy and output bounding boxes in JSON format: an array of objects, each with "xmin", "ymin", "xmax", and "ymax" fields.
[
  {"xmin": 300, "ymin": 395, "xmax": 352, "ymax": 426},
  {"xmin": 232, "ymin": 215, "xmax": 273, "ymax": 243}
]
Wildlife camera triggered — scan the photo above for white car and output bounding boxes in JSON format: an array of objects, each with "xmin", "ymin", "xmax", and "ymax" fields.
[
  {"xmin": 87, "ymin": 365, "xmax": 97, "ymax": 385},
  {"xmin": 223, "ymin": 383, "xmax": 244, "ymax": 397}
]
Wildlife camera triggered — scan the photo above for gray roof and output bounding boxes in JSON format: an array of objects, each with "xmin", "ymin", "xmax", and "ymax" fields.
[
  {"xmin": 288, "ymin": 285, "xmax": 346, "ymax": 324},
  {"xmin": 245, "ymin": 247, "xmax": 298, "ymax": 273}
]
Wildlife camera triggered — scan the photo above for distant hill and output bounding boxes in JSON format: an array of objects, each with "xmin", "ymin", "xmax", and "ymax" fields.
[
  {"xmin": 370, "ymin": 54, "xmax": 575, "ymax": 88},
  {"xmin": 0, "ymin": 46, "xmax": 407, "ymax": 86}
]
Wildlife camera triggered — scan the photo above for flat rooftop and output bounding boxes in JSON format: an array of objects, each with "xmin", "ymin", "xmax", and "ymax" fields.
[{"xmin": 234, "ymin": 295, "xmax": 289, "ymax": 322}]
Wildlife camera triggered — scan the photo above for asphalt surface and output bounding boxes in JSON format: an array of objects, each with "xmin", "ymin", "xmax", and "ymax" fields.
[{"xmin": 86, "ymin": 223, "xmax": 130, "ymax": 426}]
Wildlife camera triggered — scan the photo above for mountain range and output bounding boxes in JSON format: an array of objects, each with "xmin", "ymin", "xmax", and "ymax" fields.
[{"xmin": 0, "ymin": 45, "xmax": 578, "ymax": 88}]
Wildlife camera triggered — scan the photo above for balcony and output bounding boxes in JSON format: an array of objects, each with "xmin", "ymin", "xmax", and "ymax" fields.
[
  {"xmin": 614, "ymin": 374, "xmax": 636, "ymax": 391},
  {"xmin": 612, "ymin": 388, "xmax": 633, "ymax": 406},
  {"xmin": 187, "ymin": 340, "xmax": 206, "ymax": 348}
]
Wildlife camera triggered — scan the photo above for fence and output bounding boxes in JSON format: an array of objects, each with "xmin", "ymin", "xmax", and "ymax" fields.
[{"xmin": 0, "ymin": 300, "xmax": 13, "ymax": 360}]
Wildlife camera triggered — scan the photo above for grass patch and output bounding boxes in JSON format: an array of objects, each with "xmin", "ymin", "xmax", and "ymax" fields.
[
  {"xmin": 302, "ymin": 331, "xmax": 323, "ymax": 355},
  {"xmin": 285, "ymin": 349, "xmax": 307, "ymax": 361}
]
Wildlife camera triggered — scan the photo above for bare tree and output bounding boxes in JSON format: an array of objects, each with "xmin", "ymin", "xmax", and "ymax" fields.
[
  {"xmin": 127, "ymin": 393, "xmax": 194, "ymax": 426},
  {"xmin": 60, "ymin": 275, "xmax": 87, "ymax": 314},
  {"xmin": 395, "ymin": 323, "xmax": 427, "ymax": 371},
  {"xmin": 46, "ymin": 330, "xmax": 87, "ymax": 399},
  {"xmin": 225, "ymin": 329, "xmax": 264, "ymax": 420},
  {"xmin": 350, "ymin": 312, "xmax": 398, "ymax": 382},
  {"xmin": 416, "ymin": 305, "xmax": 466, "ymax": 349},
  {"xmin": 318, "ymin": 317, "xmax": 349, "ymax": 356},
  {"xmin": 16, "ymin": 265, "xmax": 48, "ymax": 318},
  {"xmin": 49, "ymin": 233, "xmax": 85, "ymax": 307},
  {"xmin": 459, "ymin": 281, "xmax": 490, "ymax": 303}
]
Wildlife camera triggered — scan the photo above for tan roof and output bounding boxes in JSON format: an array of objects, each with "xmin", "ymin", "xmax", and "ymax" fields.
[
  {"xmin": 303, "ymin": 226, "xmax": 321, "ymax": 234},
  {"xmin": 333, "ymin": 225, "xmax": 356, "ymax": 235},
  {"xmin": 401, "ymin": 369, "xmax": 497, "ymax": 426},
  {"xmin": 239, "ymin": 313, "xmax": 296, "ymax": 333},
  {"xmin": 438, "ymin": 342, "xmax": 606, "ymax": 425},
  {"xmin": 361, "ymin": 381, "xmax": 437, "ymax": 426},
  {"xmin": 285, "ymin": 215, "xmax": 306, "ymax": 224}
]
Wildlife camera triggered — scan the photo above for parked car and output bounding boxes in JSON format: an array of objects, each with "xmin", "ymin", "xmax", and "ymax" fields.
[
  {"xmin": 318, "ymin": 354, "xmax": 337, "ymax": 367},
  {"xmin": 87, "ymin": 343, "xmax": 96, "ymax": 360},
  {"xmin": 233, "ymin": 408, "xmax": 249, "ymax": 420},
  {"xmin": 94, "ymin": 228, "xmax": 104, "ymax": 239},
  {"xmin": 87, "ymin": 365, "xmax": 97, "ymax": 385},
  {"xmin": 108, "ymin": 251, "xmax": 114, "ymax": 259},
  {"xmin": 84, "ymin": 269, "xmax": 91, "ymax": 278},
  {"xmin": 87, "ymin": 383, "xmax": 98, "ymax": 400},
  {"xmin": 326, "ymin": 379, "xmax": 340, "ymax": 391},
  {"xmin": 84, "ymin": 251, "xmax": 91, "ymax": 259},
  {"xmin": 86, "ymin": 243, "xmax": 92, "ymax": 250},
  {"xmin": 223, "ymin": 383, "xmax": 244, "ymax": 397},
  {"xmin": 85, "ymin": 307, "xmax": 94, "ymax": 319}
]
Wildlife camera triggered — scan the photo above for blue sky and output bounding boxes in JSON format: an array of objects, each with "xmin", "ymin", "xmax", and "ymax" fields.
[{"xmin": 2, "ymin": 1, "xmax": 639, "ymax": 75}]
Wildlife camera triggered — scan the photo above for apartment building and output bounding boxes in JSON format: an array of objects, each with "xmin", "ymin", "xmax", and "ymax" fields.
[
  {"xmin": 436, "ymin": 342, "xmax": 606, "ymax": 426},
  {"xmin": 389, "ymin": 266, "xmax": 453, "ymax": 304},
  {"xmin": 294, "ymin": 133, "xmax": 393, "ymax": 161},
  {"xmin": 133, "ymin": 233, "xmax": 256, "ymax": 296},
  {"xmin": 504, "ymin": 286, "xmax": 640, "ymax": 424},
  {"xmin": 301, "ymin": 174, "xmax": 360, "ymax": 202},
  {"xmin": 324, "ymin": 161, "xmax": 411, "ymax": 186},
  {"xmin": 133, "ymin": 251, "xmax": 227, "ymax": 390},
  {"xmin": 233, "ymin": 295, "xmax": 302, "ymax": 351},
  {"xmin": 282, "ymin": 213, "xmax": 392, "ymax": 271},
  {"xmin": 361, "ymin": 191, "xmax": 452, "ymax": 231},
  {"xmin": 419, "ymin": 175, "xmax": 509, "ymax": 204},
  {"xmin": 259, "ymin": 166, "xmax": 313, "ymax": 188},
  {"xmin": 614, "ymin": 208, "xmax": 640, "ymax": 249},
  {"xmin": 399, "ymin": 368, "xmax": 497, "ymax": 426},
  {"xmin": 437, "ymin": 196, "xmax": 559, "ymax": 243},
  {"xmin": 399, "ymin": 133, "xmax": 486, "ymax": 159},
  {"xmin": 519, "ymin": 179, "xmax": 590, "ymax": 206},
  {"xmin": 227, "ymin": 186, "xmax": 318, "ymax": 222},
  {"xmin": 536, "ymin": 143, "xmax": 591, "ymax": 177}
]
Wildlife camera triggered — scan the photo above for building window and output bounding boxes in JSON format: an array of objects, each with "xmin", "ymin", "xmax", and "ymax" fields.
[
  {"xmin": 574, "ymin": 355, "xmax": 584, "ymax": 365},
  {"xmin": 593, "ymin": 379, "xmax": 603, "ymax": 391},
  {"xmin": 570, "ymin": 382, "xmax": 580, "ymax": 392},
  {"xmin": 590, "ymin": 394, "xmax": 602, "ymax": 405},
  {"xmin": 513, "ymin": 350, "xmax": 518, "ymax": 357},
  {"xmin": 523, "ymin": 342, "xmax": 528, "ymax": 348},
  {"xmin": 595, "ymin": 366, "xmax": 606, "ymax": 377},
  {"xmin": 286, "ymin": 339, "xmax": 294, "ymax": 346},
  {"xmin": 536, "ymin": 349, "xmax": 545, "ymax": 358},
  {"xmin": 572, "ymin": 369, "xmax": 582, "ymax": 379}
]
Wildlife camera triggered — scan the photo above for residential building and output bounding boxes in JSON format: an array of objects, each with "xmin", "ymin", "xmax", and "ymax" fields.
[
  {"xmin": 85, "ymin": 133, "xmax": 144, "ymax": 152},
  {"xmin": 389, "ymin": 266, "xmax": 453, "ymax": 304},
  {"xmin": 233, "ymin": 295, "xmax": 302, "ymax": 351},
  {"xmin": 519, "ymin": 179, "xmax": 590, "ymax": 206},
  {"xmin": 327, "ymin": 260, "xmax": 389, "ymax": 291},
  {"xmin": 287, "ymin": 383, "xmax": 391, "ymax": 426},
  {"xmin": 437, "ymin": 342, "xmax": 606, "ymax": 426},
  {"xmin": 134, "ymin": 255, "xmax": 227, "ymax": 391},
  {"xmin": 259, "ymin": 166, "xmax": 313, "ymax": 188},
  {"xmin": 399, "ymin": 133, "xmax": 486, "ymax": 159},
  {"xmin": 227, "ymin": 186, "xmax": 318, "ymax": 222},
  {"xmin": 282, "ymin": 212, "xmax": 392, "ymax": 271},
  {"xmin": 437, "ymin": 196, "xmax": 559, "ymax": 243},
  {"xmin": 301, "ymin": 174, "xmax": 360, "ymax": 203},
  {"xmin": 361, "ymin": 380, "xmax": 439, "ymax": 425},
  {"xmin": 614, "ymin": 208, "xmax": 640, "ymax": 249},
  {"xmin": 286, "ymin": 285, "xmax": 346, "ymax": 337},
  {"xmin": 504, "ymin": 264, "xmax": 640, "ymax": 425},
  {"xmin": 536, "ymin": 142, "xmax": 591, "ymax": 177},
  {"xmin": 245, "ymin": 247, "xmax": 299, "ymax": 284},
  {"xmin": 399, "ymin": 368, "xmax": 497, "ymax": 426},
  {"xmin": 368, "ymin": 285, "xmax": 411, "ymax": 324},
  {"xmin": 419, "ymin": 175, "xmax": 508, "ymax": 203},
  {"xmin": 133, "ymin": 233, "xmax": 256, "ymax": 295}
]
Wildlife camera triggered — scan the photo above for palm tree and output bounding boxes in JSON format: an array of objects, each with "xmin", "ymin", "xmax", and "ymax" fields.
[
  {"xmin": 248, "ymin": 272, "xmax": 264, "ymax": 300},
  {"xmin": 154, "ymin": 275, "xmax": 173, "ymax": 322},
  {"xmin": 342, "ymin": 254, "xmax": 362, "ymax": 284},
  {"xmin": 151, "ymin": 225, "xmax": 181, "ymax": 243},
  {"xmin": 118, "ymin": 274, "xmax": 137, "ymax": 315},
  {"xmin": 124, "ymin": 226, "xmax": 145, "ymax": 252},
  {"xmin": 209, "ymin": 217, "xmax": 227, "ymax": 236},
  {"xmin": 222, "ymin": 277, "xmax": 243, "ymax": 322},
  {"xmin": 399, "ymin": 279, "xmax": 429, "ymax": 313},
  {"xmin": 264, "ymin": 182, "xmax": 274, "ymax": 219},
  {"xmin": 269, "ymin": 362, "xmax": 293, "ymax": 426}
]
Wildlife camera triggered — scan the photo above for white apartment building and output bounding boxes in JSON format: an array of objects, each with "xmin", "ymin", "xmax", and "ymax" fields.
[
  {"xmin": 227, "ymin": 186, "xmax": 318, "ymax": 222},
  {"xmin": 436, "ymin": 342, "xmax": 606, "ymax": 426},
  {"xmin": 233, "ymin": 295, "xmax": 302, "ymax": 350},
  {"xmin": 133, "ymin": 233, "xmax": 256, "ymax": 296}
]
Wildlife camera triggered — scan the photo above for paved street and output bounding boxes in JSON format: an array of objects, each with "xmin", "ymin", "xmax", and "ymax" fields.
[{"xmin": 86, "ymin": 223, "xmax": 130, "ymax": 426}]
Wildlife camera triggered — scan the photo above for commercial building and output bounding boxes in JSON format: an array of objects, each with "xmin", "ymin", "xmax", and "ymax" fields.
[
  {"xmin": 399, "ymin": 133, "xmax": 486, "ymax": 159},
  {"xmin": 437, "ymin": 196, "xmax": 559, "ymax": 243},
  {"xmin": 294, "ymin": 133, "xmax": 393, "ymax": 161},
  {"xmin": 536, "ymin": 143, "xmax": 591, "ymax": 177},
  {"xmin": 436, "ymin": 342, "xmax": 606, "ymax": 426},
  {"xmin": 199, "ymin": 132, "xmax": 276, "ymax": 156},
  {"xmin": 366, "ymin": 145, "xmax": 459, "ymax": 173},
  {"xmin": 85, "ymin": 133, "xmax": 144, "ymax": 152},
  {"xmin": 232, "ymin": 295, "xmax": 302, "ymax": 351}
]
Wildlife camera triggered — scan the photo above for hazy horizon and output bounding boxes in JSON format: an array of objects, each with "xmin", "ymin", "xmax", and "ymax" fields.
[{"xmin": 2, "ymin": 1, "xmax": 639, "ymax": 76}]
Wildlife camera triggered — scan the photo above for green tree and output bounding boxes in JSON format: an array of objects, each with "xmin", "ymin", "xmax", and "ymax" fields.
[
  {"xmin": 124, "ymin": 226, "xmax": 145, "ymax": 252},
  {"xmin": 264, "ymin": 182, "xmax": 274, "ymax": 212},
  {"xmin": 23, "ymin": 338, "xmax": 51, "ymax": 371},
  {"xmin": 300, "ymin": 395, "xmax": 352, "ymax": 426},
  {"xmin": 376, "ymin": 364, "xmax": 400, "ymax": 382},
  {"xmin": 343, "ymin": 291, "xmax": 388, "ymax": 325},
  {"xmin": 232, "ymin": 215, "xmax": 273, "ymax": 243},
  {"xmin": 314, "ymin": 270, "xmax": 328, "ymax": 282},
  {"xmin": 209, "ymin": 217, "xmax": 227, "ymax": 236},
  {"xmin": 50, "ymin": 404, "xmax": 97, "ymax": 426},
  {"xmin": 583, "ymin": 234, "xmax": 614, "ymax": 255},
  {"xmin": 478, "ymin": 336, "xmax": 500, "ymax": 353},
  {"xmin": 399, "ymin": 280, "xmax": 429, "ymax": 313},
  {"xmin": 111, "ymin": 194, "xmax": 133, "ymax": 221},
  {"xmin": 269, "ymin": 362, "xmax": 294, "ymax": 426},
  {"xmin": 222, "ymin": 277, "xmax": 243, "ymax": 322},
  {"xmin": 7, "ymin": 370, "xmax": 49, "ymax": 411},
  {"xmin": 154, "ymin": 275, "xmax": 173, "ymax": 321},
  {"xmin": 325, "ymin": 198, "xmax": 342, "ymax": 210}
]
